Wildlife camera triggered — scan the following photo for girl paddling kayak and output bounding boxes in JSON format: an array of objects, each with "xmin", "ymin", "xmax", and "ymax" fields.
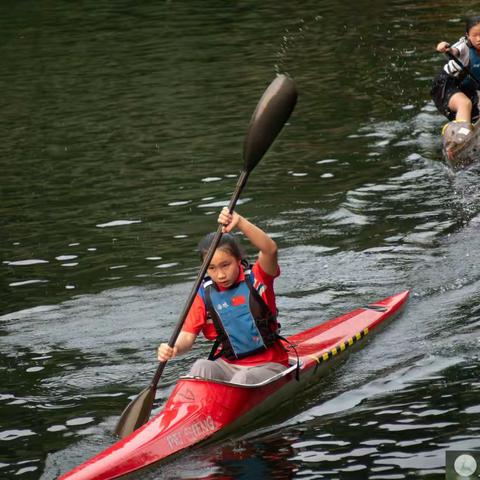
[
  {"xmin": 431, "ymin": 16, "xmax": 480, "ymax": 125},
  {"xmin": 157, "ymin": 207, "xmax": 289, "ymax": 384}
]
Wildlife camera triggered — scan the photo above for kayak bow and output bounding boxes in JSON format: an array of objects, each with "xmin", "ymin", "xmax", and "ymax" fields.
[
  {"xmin": 60, "ymin": 290, "xmax": 409, "ymax": 480},
  {"xmin": 442, "ymin": 119, "xmax": 480, "ymax": 169}
]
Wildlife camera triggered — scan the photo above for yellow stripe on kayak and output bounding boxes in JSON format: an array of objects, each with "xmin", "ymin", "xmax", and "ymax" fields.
[{"xmin": 317, "ymin": 328, "xmax": 370, "ymax": 364}]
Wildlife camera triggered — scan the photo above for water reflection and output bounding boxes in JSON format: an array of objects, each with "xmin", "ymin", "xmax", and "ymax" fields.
[{"xmin": 2, "ymin": 0, "xmax": 480, "ymax": 478}]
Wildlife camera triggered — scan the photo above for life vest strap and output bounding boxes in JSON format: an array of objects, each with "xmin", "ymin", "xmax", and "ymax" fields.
[{"xmin": 276, "ymin": 334, "xmax": 300, "ymax": 381}]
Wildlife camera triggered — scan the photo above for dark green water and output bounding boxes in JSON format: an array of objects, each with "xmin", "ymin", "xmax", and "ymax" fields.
[{"xmin": 1, "ymin": 1, "xmax": 480, "ymax": 479}]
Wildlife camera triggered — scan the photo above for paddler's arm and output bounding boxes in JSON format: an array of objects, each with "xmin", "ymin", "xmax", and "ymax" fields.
[
  {"xmin": 219, "ymin": 207, "xmax": 278, "ymax": 276},
  {"xmin": 157, "ymin": 331, "xmax": 197, "ymax": 362},
  {"xmin": 436, "ymin": 41, "xmax": 459, "ymax": 56}
]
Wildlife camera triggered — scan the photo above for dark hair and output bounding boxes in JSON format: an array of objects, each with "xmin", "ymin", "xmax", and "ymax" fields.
[
  {"xmin": 198, "ymin": 232, "xmax": 244, "ymax": 260},
  {"xmin": 466, "ymin": 16, "xmax": 480, "ymax": 33}
]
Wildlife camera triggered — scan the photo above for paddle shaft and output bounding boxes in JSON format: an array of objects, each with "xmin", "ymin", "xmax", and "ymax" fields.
[
  {"xmin": 114, "ymin": 74, "xmax": 297, "ymax": 438},
  {"xmin": 445, "ymin": 49, "xmax": 480, "ymax": 90},
  {"xmin": 150, "ymin": 170, "xmax": 250, "ymax": 387}
]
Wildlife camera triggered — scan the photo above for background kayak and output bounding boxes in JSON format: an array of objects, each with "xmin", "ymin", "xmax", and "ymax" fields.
[{"xmin": 2, "ymin": 1, "xmax": 480, "ymax": 479}]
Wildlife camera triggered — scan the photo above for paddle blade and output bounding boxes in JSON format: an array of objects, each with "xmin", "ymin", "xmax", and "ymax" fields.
[
  {"xmin": 114, "ymin": 385, "xmax": 156, "ymax": 438},
  {"xmin": 243, "ymin": 74, "xmax": 297, "ymax": 172}
]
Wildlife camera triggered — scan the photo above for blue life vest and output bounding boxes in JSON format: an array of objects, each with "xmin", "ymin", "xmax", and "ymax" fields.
[
  {"xmin": 461, "ymin": 46, "xmax": 480, "ymax": 91},
  {"xmin": 199, "ymin": 262, "xmax": 279, "ymax": 361}
]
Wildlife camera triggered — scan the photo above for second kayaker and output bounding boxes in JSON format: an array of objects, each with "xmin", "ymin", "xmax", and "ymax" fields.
[
  {"xmin": 431, "ymin": 16, "xmax": 480, "ymax": 161},
  {"xmin": 157, "ymin": 207, "xmax": 289, "ymax": 384}
]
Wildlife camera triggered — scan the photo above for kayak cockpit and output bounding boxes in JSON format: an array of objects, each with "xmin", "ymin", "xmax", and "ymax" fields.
[{"xmin": 178, "ymin": 359, "xmax": 301, "ymax": 388}]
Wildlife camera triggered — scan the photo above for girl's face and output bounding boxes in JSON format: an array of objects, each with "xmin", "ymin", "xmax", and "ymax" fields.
[
  {"xmin": 207, "ymin": 249, "xmax": 241, "ymax": 289},
  {"xmin": 468, "ymin": 23, "xmax": 480, "ymax": 50}
]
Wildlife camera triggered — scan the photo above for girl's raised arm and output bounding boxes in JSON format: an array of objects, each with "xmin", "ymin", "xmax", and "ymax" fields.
[
  {"xmin": 436, "ymin": 41, "xmax": 459, "ymax": 56},
  {"xmin": 218, "ymin": 208, "xmax": 278, "ymax": 276}
]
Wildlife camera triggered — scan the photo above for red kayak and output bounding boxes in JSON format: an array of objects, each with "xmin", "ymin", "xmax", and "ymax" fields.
[{"xmin": 60, "ymin": 290, "xmax": 409, "ymax": 480}]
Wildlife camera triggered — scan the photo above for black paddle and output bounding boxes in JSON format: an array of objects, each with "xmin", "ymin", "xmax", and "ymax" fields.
[
  {"xmin": 114, "ymin": 74, "xmax": 298, "ymax": 438},
  {"xmin": 445, "ymin": 49, "xmax": 480, "ymax": 90}
]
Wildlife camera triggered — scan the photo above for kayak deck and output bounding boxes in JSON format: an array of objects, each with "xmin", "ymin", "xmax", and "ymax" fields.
[{"xmin": 59, "ymin": 290, "xmax": 409, "ymax": 480}]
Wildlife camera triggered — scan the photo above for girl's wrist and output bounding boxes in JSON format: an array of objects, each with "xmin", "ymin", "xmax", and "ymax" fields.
[{"xmin": 236, "ymin": 215, "xmax": 245, "ymax": 231}]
